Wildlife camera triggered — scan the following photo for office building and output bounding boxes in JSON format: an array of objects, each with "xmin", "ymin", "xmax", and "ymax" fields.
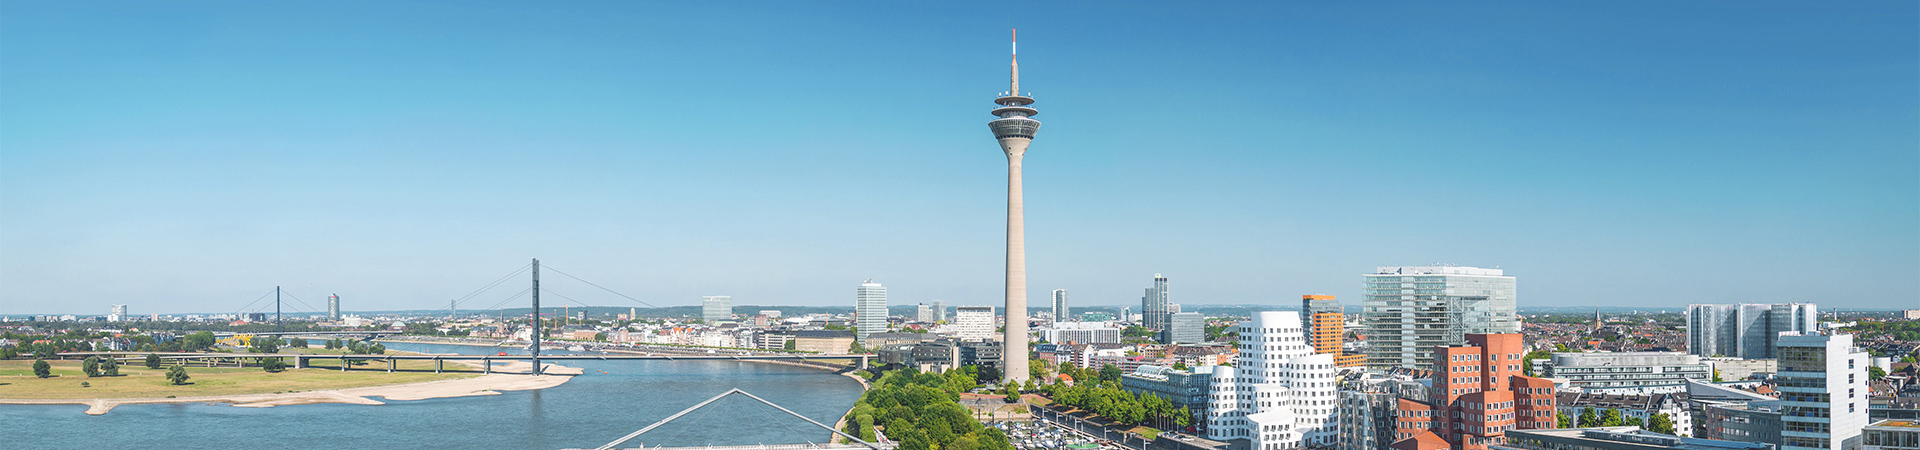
[
  {"xmin": 1541, "ymin": 352, "xmax": 1712, "ymax": 393},
  {"xmin": 1122, "ymin": 365, "xmax": 1213, "ymax": 430},
  {"xmin": 1164, "ymin": 312, "xmax": 1204, "ymax": 344},
  {"xmin": 1777, "ymin": 331, "xmax": 1869, "ymax": 450},
  {"xmin": 1304, "ymin": 295, "xmax": 1366, "ymax": 368},
  {"xmin": 1143, "ymin": 274, "xmax": 1171, "ymax": 330},
  {"xmin": 1364, "ymin": 265, "xmax": 1518, "ymax": 371},
  {"xmin": 1863, "ymin": 420, "xmax": 1920, "ymax": 450},
  {"xmin": 328, "ymin": 294, "xmax": 340, "ymax": 320},
  {"xmin": 1701, "ymin": 400, "xmax": 1782, "ymax": 444},
  {"xmin": 854, "ymin": 280, "xmax": 887, "ymax": 345},
  {"xmin": 1340, "ymin": 378, "xmax": 1433, "ymax": 450},
  {"xmin": 1389, "ymin": 333, "xmax": 1559, "ymax": 450},
  {"xmin": 1206, "ymin": 311, "xmax": 1340, "ymax": 449},
  {"xmin": 931, "ymin": 300, "xmax": 947, "ymax": 323},
  {"xmin": 1496, "ymin": 428, "xmax": 1772, "ymax": 450},
  {"xmin": 917, "ymin": 303, "xmax": 935, "ymax": 323},
  {"xmin": 1041, "ymin": 321, "xmax": 1121, "ymax": 344},
  {"xmin": 1687, "ymin": 303, "xmax": 1817, "ymax": 359},
  {"xmin": 702, "ymin": 295, "xmax": 732, "ymax": 323},
  {"xmin": 953, "ymin": 306, "xmax": 996, "ymax": 341},
  {"xmin": 108, "ymin": 304, "xmax": 127, "ymax": 322},
  {"xmin": 1556, "ymin": 392, "xmax": 1694, "ymax": 438},
  {"xmin": 988, "ymin": 30, "xmax": 1038, "ymax": 384},
  {"xmin": 1053, "ymin": 289, "xmax": 1070, "ymax": 322}
]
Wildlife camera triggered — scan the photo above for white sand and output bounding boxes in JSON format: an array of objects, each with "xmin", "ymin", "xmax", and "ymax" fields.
[{"xmin": 4, "ymin": 361, "xmax": 581, "ymax": 415}]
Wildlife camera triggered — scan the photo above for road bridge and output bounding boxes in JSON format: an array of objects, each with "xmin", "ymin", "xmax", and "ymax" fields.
[{"xmin": 61, "ymin": 351, "xmax": 872, "ymax": 374}]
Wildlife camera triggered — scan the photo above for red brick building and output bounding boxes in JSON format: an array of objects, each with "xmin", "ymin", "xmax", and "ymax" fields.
[{"xmin": 1390, "ymin": 333, "xmax": 1558, "ymax": 450}]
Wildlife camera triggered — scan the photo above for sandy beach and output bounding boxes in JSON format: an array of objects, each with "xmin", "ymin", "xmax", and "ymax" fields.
[{"xmin": 2, "ymin": 361, "xmax": 582, "ymax": 415}]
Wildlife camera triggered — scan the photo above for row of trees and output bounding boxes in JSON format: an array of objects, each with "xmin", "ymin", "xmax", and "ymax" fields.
[
  {"xmin": 1040, "ymin": 378, "xmax": 1192, "ymax": 428},
  {"xmin": 30, "ymin": 357, "xmax": 188, "ymax": 385},
  {"xmin": 843, "ymin": 368, "xmax": 1013, "ymax": 450},
  {"xmin": 1558, "ymin": 408, "xmax": 1676, "ymax": 435},
  {"xmin": 322, "ymin": 339, "xmax": 386, "ymax": 354}
]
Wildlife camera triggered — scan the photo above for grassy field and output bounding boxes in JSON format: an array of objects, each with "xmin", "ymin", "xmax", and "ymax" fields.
[{"xmin": 0, "ymin": 357, "xmax": 479, "ymax": 400}]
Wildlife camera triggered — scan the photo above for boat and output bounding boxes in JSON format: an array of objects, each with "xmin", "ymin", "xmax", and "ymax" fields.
[{"xmin": 567, "ymin": 345, "xmax": 586, "ymax": 352}]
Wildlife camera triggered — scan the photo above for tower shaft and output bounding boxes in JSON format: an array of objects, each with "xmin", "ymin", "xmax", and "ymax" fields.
[{"xmin": 1004, "ymin": 151, "xmax": 1029, "ymax": 384}]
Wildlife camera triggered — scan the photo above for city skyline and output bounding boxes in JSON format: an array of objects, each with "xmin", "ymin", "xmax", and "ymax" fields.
[{"xmin": 4, "ymin": 2, "xmax": 1916, "ymax": 314}]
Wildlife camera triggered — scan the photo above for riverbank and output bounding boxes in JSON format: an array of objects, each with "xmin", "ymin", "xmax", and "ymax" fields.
[{"xmin": 0, "ymin": 359, "xmax": 581, "ymax": 415}]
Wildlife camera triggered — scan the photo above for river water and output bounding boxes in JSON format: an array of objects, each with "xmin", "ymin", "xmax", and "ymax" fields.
[{"xmin": 3, "ymin": 342, "xmax": 866, "ymax": 449}]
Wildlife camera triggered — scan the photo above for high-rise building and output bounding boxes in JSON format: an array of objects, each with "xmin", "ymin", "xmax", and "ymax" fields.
[
  {"xmin": 1142, "ymin": 274, "xmax": 1171, "ymax": 330},
  {"xmin": 108, "ymin": 304, "xmax": 127, "ymax": 322},
  {"xmin": 988, "ymin": 29, "xmax": 1039, "ymax": 384},
  {"xmin": 702, "ymin": 296, "xmax": 732, "ymax": 323},
  {"xmin": 931, "ymin": 300, "xmax": 947, "ymax": 323},
  {"xmin": 916, "ymin": 303, "xmax": 935, "ymax": 323},
  {"xmin": 855, "ymin": 280, "xmax": 887, "ymax": 345},
  {"xmin": 1303, "ymin": 295, "xmax": 1366, "ymax": 368},
  {"xmin": 1363, "ymin": 266, "xmax": 1518, "ymax": 371},
  {"xmin": 1687, "ymin": 303, "xmax": 1818, "ymax": 359},
  {"xmin": 1207, "ymin": 311, "xmax": 1340, "ymax": 449},
  {"xmin": 1776, "ymin": 331, "xmax": 1869, "ymax": 450},
  {"xmin": 1388, "ymin": 333, "xmax": 1559, "ymax": 450},
  {"xmin": 1053, "ymin": 289, "xmax": 1070, "ymax": 322},
  {"xmin": 328, "ymin": 294, "xmax": 340, "ymax": 320},
  {"xmin": 953, "ymin": 306, "xmax": 996, "ymax": 341},
  {"xmin": 1164, "ymin": 312, "xmax": 1204, "ymax": 344}
]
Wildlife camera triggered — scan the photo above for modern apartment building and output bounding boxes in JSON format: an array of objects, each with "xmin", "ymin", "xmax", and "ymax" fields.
[
  {"xmin": 1541, "ymin": 352, "xmax": 1712, "ymax": 393},
  {"xmin": 1304, "ymin": 295, "xmax": 1366, "ymax": 368},
  {"xmin": 1390, "ymin": 333, "xmax": 1558, "ymax": 450},
  {"xmin": 1143, "ymin": 274, "xmax": 1171, "ymax": 330},
  {"xmin": 1777, "ymin": 331, "xmax": 1869, "ymax": 450},
  {"xmin": 1206, "ymin": 311, "xmax": 1340, "ymax": 449},
  {"xmin": 953, "ymin": 306, "xmax": 996, "ymax": 341},
  {"xmin": 701, "ymin": 295, "xmax": 732, "ymax": 323},
  {"xmin": 1364, "ymin": 266, "xmax": 1518, "ymax": 370},
  {"xmin": 854, "ymin": 281, "xmax": 887, "ymax": 345},
  {"xmin": 1122, "ymin": 365, "xmax": 1213, "ymax": 431},
  {"xmin": 1164, "ymin": 312, "xmax": 1204, "ymax": 344},
  {"xmin": 1687, "ymin": 303, "xmax": 1817, "ymax": 359},
  {"xmin": 1053, "ymin": 289, "xmax": 1070, "ymax": 322},
  {"xmin": 1340, "ymin": 378, "xmax": 1431, "ymax": 450},
  {"xmin": 1041, "ymin": 321, "xmax": 1121, "ymax": 344}
]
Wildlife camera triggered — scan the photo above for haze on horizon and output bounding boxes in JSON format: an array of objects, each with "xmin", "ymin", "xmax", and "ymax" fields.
[{"xmin": 2, "ymin": 2, "xmax": 1915, "ymax": 315}]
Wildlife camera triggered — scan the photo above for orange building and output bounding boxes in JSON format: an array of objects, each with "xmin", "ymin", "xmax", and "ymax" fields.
[
  {"xmin": 1389, "ymin": 333, "xmax": 1558, "ymax": 450},
  {"xmin": 1302, "ymin": 294, "xmax": 1367, "ymax": 368}
]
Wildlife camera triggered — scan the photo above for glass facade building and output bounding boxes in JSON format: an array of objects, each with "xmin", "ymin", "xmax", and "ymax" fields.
[
  {"xmin": 1362, "ymin": 266, "xmax": 1518, "ymax": 370},
  {"xmin": 854, "ymin": 281, "xmax": 887, "ymax": 345}
]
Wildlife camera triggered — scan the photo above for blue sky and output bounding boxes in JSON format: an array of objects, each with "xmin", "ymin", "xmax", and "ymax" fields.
[{"xmin": 2, "ymin": 1, "xmax": 1915, "ymax": 315}]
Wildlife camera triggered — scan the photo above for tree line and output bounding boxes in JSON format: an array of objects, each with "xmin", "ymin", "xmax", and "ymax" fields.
[{"xmin": 843, "ymin": 368, "xmax": 1014, "ymax": 450}]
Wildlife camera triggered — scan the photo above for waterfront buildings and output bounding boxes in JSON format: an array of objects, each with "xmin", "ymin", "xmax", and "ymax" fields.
[
  {"xmin": 953, "ymin": 306, "xmax": 996, "ymax": 341},
  {"xmin": 1776, "ymin": 331, "xmax": 1870, "ymax": 450},
  {"xmin": 1143, "ymin": 274, "xmax": 1171, "ymax": 330},
  {"xmin": 1053, "ymin": 289, "xmax": 1070, "ymax": 323},
  {"xmin": 1164, "ymin": 312, "xmax": 1204, "ymax": 344},
  {"xmin": 988, "ymin": 30, "xmax": 1038, "ymax": 384},
  {"xmin": 1206, "ymin": 311, "xmax": 1340, "ymax": 449},
  {"xmin": 1363, "ymin": 266, "xmax": 1518, "ymax": 371},
  {"xmin": 1389, "ymin": 333, "xmax": 1559, "ymax": 450},
  {"xmin": 1541, "ymin": 352, "xmax": 1712, "ymax": 393},
  {"xmin": 702, "ymin": 295, "xmax": 732, "ymax": 323},
  {"xmin": 1686, "ymin": 303, "xmax": 1817, "ymax": 359},
  {"xmin": 855, "ymin": 280, "xmax": 887, "ymax": 345},
  {"xmin": 1495, "ymin": 427, "xmax": 1772, "ymax": 450},
  {"xmin": 1041, "ymin": 321, "xmax": 1121, "ymax": 344},
  {"xmin": 1121, "ymin": 364, "xmax": 1213, "ymax": 430},
  {"xmin": 1863, "ymin": 419, "xmax": 1920, "ymax": 450},
  {"xmin": 1303, "ymin": 295, "xmax": 1367, "ymax": 368}
]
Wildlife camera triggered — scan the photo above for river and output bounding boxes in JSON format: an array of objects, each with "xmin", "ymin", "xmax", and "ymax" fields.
[{"xmin": 2, "ymin": 342, "xmax": 866, "ymax": 449}]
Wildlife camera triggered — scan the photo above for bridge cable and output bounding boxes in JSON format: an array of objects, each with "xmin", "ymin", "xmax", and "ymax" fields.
[
  {"xmin": 280, "ymin": 291, "xmax": 322, "ymax": 314},
  {"xmin": 475, "ymin": 287, "xmax": 536, "ymax": 314},
  {"xmin": 451, "ymin": 263, "xmax": 533, "ymax": 309},
  {"xmin": 233, "ymin": 289, "xmax": 278, "ymax": 317},
  {"xmin": 541, "ymin": 265, "xmax": 663, "ymax": 310}
]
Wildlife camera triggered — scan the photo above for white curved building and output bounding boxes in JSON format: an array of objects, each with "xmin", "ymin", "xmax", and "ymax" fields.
[{"xmin": 1208, "ymin": 311, "xmax": 1340, "ymax": 450}]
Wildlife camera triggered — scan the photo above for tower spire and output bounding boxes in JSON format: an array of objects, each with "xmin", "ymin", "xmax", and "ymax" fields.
[{"xmin": 1010, "ymin": 28, "xmax": 1019, "ymax": 96}]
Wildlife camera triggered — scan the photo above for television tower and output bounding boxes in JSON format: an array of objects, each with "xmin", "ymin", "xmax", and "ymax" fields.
[{"xmin": 989, "ymin": 29, "xmax": 1040, "ymax": 383}]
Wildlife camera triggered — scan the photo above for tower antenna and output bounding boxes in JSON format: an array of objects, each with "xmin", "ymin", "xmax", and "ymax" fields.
[{"xmin": 1010, "ymin": 28, "xmax": 1019, "ymax": 96}]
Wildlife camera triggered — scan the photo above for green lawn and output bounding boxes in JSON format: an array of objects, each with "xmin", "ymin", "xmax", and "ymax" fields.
[{"xmin": 0, "ymin": 358, "xmax": 477, "ymax": 399}]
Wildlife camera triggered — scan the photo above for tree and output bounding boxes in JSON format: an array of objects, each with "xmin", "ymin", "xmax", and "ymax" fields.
[
  {"xmin": 784, "ymin": 340, "xmax": 797, "ymax": 350},
  {"xmin": 1869, "ymin": 366, "xmax": 1887, "ymax": 381},
  {"xmin": 1171, "ymin": 362, "xmax": 1190, "ymax": 372},
  {"xmin": 262, "ymin": 357, "xmax": 288, "ymax": 372},
  {"xmin": 1577, "ymin": 408, "xmax": 1596, "ymax": 427},
  {"xmin": 1557, "ymin": 412, "xmax": 1574, "ymax": 428},
  {"xmin": 1711, "ymin": 369, "xmax": 1723, "ymax": 382},
  {"xmin": 1599, "ymin": 408, "xmax": 1624, "ymax": 427},
  {"xmin": 166, "ymin": 365, "xmax": 190, "ymax": 385},
  {"xmin": 182, "ymin": 331, "xmax": 216, "ymax": 352},
  {"xmin": 101, "ymin": 356, "xmax": 119, "ymax": 376},
  {"xmin": 248, "ymin": 336, "xmax": 281, "ymax": 354},
  {"xmin": 145, "ymin": 353, "xmax": 162, "ymax": 369},
  {"xmin": 32, "ymin": 359, "xmax": 50, "ymax": 378},
  {"xmin": 594, "ymin": 332, "xmax": 608, "ymax": 341},
  {"xmin": 324, "ymin": 339, "xmax": 338, "ymax": 350},
  {"xmin": 1099, "ymin": 364, "xmax": 1122, "ymax": 382},
  {"xmin": 288, "ymin": 337, "xmax": 308, "ymax": 348},
  {"xmin": 371, "ymin": 343, "xmax": 386, "ymax": 354},
  {"xmin": 1647, "ymin": 413, "xmax": 1676, "ymax": 435},
  {"xmin": 82, "ymin": 356, "xmax": 102, "ymax": 377},
  {"xmin": 849, "ymin": 342, "xmax": 867, "ymax": 354}
]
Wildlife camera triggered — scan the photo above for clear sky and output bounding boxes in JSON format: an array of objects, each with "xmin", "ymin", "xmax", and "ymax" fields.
[{"xmin": 2, "ymin": 1, "xmax": 1915, "ymax": 315}]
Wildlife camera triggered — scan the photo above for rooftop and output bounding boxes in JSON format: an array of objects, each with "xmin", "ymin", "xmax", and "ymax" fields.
[{"xmin": 1868, "ymin": 420, "xmax": 1920, "ymax": 429}]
